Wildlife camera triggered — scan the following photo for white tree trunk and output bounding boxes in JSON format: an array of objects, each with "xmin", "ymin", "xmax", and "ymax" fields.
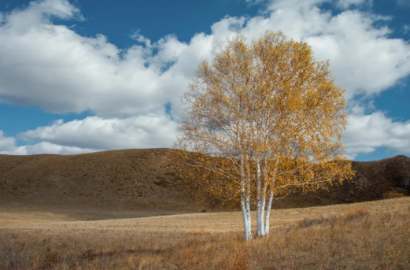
[
  {"xmin": 263, "ymin": 159, "xmax": 279, "ymax": 236},
  {"xmin": 245, "ymin": 172, "xmax": 252, "ymax": 240},
  {"xmin": 263, "ymin": 189, "xmax": 274, "ymax": 235},
  {"xmin": 256, "ymin": 157, "xmax": 266, "ymax": 237},
  {"xmin": 241, "ymin": 195, "xmax": 252, "ymax": 240},
  {"xmin": 257, "ymin": 200, "xmax": 263, "ymax": 237},
  {"xmin": 257, "ymin": 193, "xmax": 267, "ymax": 237},
  {"xmin": 246, "ymin": 196, "xmax": 252, "ymax": 239},
  {"xmin": 240, "ymin": 151, "xmax": 252, "ymax": 240}
]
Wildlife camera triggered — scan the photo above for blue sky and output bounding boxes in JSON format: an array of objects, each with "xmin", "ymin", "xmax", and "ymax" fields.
[{"xmin": 0, "ymin": 0, "xmax": 409, "ymax": 161}]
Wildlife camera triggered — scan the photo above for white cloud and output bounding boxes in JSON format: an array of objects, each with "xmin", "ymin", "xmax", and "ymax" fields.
[
  {"xmin": 0, "ymin": 0, "xmax": 200, "ymax": 118},
  {"xmin": 0, "ymin": 109, "xmax": 177, "ymax": 155},
  {"xmin": 343, "ymin": 110, "xmax": 410, "ymax": 159},
  {"xmin": 0, "ymin": 129, "xmax": 96, "ymax": 155},
  {"xmin": 14, "ymin": 142, "xmax": 96, "ymax": 155},
  {"xmin": 1, "ymin": 0, "xmax": 409, "ymax": 107},
  {"xmin": 18, "ymin": 111, "xmax": 177, "ymax": 151},
  {"xmin": 3, "ymin": 0, "xmax": 408, "ymax": 118},
  {"xmin": 238, "ymin": 6, "xmax": 409, "ymax": 100},
  {"xmin": 130, "ymin": 30, "xmax": 152, "ymax": 47},
  {"xmin": 0, "ymin": 0, "xmax": 410, "ymax": 158},
  {"xmin": 5, "ymin": 0, "xmax": 83, "ymax": 33},
  {"xmin": 0, "ymin": 131, "xmax": 17, "ymax": 153}
]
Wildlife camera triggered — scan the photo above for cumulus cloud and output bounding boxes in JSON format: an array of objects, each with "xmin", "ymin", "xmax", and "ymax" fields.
[
  {"xmin": 14, "ymin": 142, "xmax": 96, "ymax": 155},
  {"xmin": 1, "ymin": 0, "xmax": 410, "ymax": 158},
  {"xmin": 0, "ymin": 130, "xmax": 94, "ymax": 155},
  {"xmin": 18, "ymin": 111, "xmax": 177, "ymax": 151},
  {"xmin": 343, "ymin": 110, "xmax": 410, "ymax": 159},
  {"xmin": 0, "ymin": 0, "xmax": 205, "ymax": 118},
  {"xmin": 1, "ymin": 109, "xmax": 176, "ymax": 155},
  {"xmin": 236, "ymin": 4, "xmax": 409, "ymax": 100},
  {"xmin": 2, "ymin": 0, "xmax": 409, "ymax": 117},
  {"xmin": 0, "ymin": 131, "xmax": 17, "ymax": 153}
]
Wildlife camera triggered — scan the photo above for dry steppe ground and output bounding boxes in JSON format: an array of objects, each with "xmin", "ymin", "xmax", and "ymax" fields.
[
  {"xmin": 1, "ymin": 197, "xmax": 409, "ymax": 269},
  {"xmin": 1, "ymin": 149, "xmax": 409, "ymax": 269}
]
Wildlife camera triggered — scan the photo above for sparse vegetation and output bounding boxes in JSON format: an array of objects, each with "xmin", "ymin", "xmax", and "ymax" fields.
[
  {"xmin": 383, "ymin": 189, "xmax": 406, "ymax": 199},
  {"xmin": 0, "ymin": 150, "xmax": 409, "ymax": 268},
  {"xmin": 1, "ymin": 149, "xmax": 409, "ymax": 212},
  {"xmin": 1, "ymin": 198, "xmax": 409, "ymax": 269}
]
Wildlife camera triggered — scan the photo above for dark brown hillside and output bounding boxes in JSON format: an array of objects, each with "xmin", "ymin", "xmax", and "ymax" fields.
[
  {"xmin": 0, "ymin": 149, "xmax": 409, "ymax": 210},
  {"xmin": 271, "ymin": 155, "xmax": 410, "ymax": 208},
  {"xmin": 321, "ymin": 155, "xmax": 410, "ymax": 203},
  {"xmin": 0, "ymin": 148, "xmax": 195, "ymax": 211}
]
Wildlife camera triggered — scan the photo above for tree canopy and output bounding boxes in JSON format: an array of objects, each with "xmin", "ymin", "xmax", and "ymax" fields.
[{"xmin": 173, "ymin": 30, "xmax": 355, "ymax": 240}]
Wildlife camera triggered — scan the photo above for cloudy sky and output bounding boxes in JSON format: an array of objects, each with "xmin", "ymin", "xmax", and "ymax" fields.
[{"xmin": 0, "ymin": 0, "xmax": 409, "ymax": 161}]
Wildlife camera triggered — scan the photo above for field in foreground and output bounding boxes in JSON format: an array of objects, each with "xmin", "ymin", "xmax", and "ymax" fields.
[{"xmin": 1, "ymin": 197, "xmax": 409, "ymax": 269}]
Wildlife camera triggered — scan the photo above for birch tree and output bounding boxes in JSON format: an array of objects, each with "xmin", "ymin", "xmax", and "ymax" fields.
[{"xmin": 173, "ymin": 30, "xmax": 355, "ymax": 240}]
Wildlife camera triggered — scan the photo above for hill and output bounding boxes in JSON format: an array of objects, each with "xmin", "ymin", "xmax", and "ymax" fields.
[
  {"xmin": 314, "ymin": 154, "xmax": 410, "ymax": 204},
  {"xmin": 0, "ymin": 149, "xmax": 194, "ymax": 211},
  {"xmin": 0, "ymin": 148, "xmax": 409, "ymax": 211}
]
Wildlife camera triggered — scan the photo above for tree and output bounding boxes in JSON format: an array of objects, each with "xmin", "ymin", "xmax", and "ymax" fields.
[{"xmin": 173, "ymin": 30, "xmax": 355, "ymax": 240}]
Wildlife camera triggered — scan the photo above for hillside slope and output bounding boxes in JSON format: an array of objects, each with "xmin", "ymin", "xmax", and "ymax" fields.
[
  {"xmin": 0, "ymin": 148, "xmax": 409, "ymax": 210},
  {"xmin": 0, "ymin": 149, "xmax": 194, "ymax": 210},
  {"xmin": 319, "ymin": 154, "xmax": 410, "ymax": 203}
]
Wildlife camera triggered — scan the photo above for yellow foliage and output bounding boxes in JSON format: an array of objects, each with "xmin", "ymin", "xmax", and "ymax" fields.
[{"xmin": 173, "ymin": 30, "xmax": 355, "ymax": 212}]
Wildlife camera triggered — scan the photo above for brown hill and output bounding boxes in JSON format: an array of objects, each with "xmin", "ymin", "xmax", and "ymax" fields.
[
  {"xmin": 0, "ymin": 149, "xmax": 195, "ymax": 211},
  {"xmin": 0, "ymin": 148, "xmax": 409, "ymax": 211},
  {"xmin": 319, "ymin": 154, "xmax": 410, "ymax": 203}
]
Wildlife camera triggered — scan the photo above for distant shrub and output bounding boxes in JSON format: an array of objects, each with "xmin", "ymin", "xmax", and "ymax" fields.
[
  {"xmin": 382, "ymin": 190, "xmax": 406, "ymax": 199},
  {"xmin": 299, "ymin": 218, "xmax": 316, "ymax": 228},
  {"xmin": 297, "ymin": 215, "xmax": 338, "ymax": 229},
  {"xmin": 296, "ymin": 208, "xmax": 368, "ymax": 229},
  {"xmin": 342, "ymin": 207, "xmax": 368, "ymax": 221}
]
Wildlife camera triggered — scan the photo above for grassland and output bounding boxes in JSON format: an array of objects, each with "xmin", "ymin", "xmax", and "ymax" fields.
[
  {"xmin": 1, "ymin": 197, "xmax": 409, "ymax": 269},
  {"xmin": 1, "ymin": 149, "xmax": 409, "ymax": 269},
  {"xmin": 2, "ymin": 149, "xmax": 409, "ymax": 213}
]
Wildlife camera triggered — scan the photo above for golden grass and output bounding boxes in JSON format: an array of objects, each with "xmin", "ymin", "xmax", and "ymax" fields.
[{"xmin": 1, "ymin": 197, "xmax": 409, "ymax": 269}]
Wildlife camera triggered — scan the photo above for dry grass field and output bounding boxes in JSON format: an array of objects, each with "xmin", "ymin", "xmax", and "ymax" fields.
[
  {"xmin": 1, "ymin": 197, "xmax": 409, "ymax": 269},
  {"xmin": 1, "ymin": 149, "xmax": 409, "ymax": 269}
]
